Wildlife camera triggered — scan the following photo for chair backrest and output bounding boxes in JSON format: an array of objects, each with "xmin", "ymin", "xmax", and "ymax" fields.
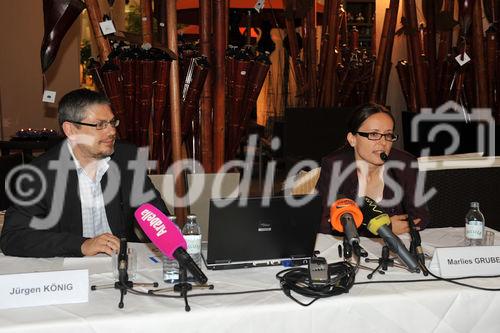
[
  {"xmin": 0, "ymin": 212, "xmax": 4, "ymax": 234},
  {"xmin": 0, "ymin": 138, "xmax": 63, "ymax": 161},
  {"xmin": 148, "ymin": 173, "xmax": 240, "ymax": 241},
  {"xmin": 282, "ymin": 167, "xmax": 321, "ymax": 196},
  {"xmin": 421, "ymin": 157, "xmax": 500, "ymax": 230},
  {"xmin": 0, "ymin": 153, "xmax": 24, "ymax": 211},
  {"xmin": 284, "ymin": 107, "xmax": 355, "ymax": 171}
]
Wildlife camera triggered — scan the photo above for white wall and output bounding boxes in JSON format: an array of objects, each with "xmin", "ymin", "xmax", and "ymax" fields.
[
  {"xmin": 0, "ymin": 1, "xmax": 81, "ymax": 140},
  {"xmin": 375, "ymin": 0, "xmax": 408, "ymax": 148}
]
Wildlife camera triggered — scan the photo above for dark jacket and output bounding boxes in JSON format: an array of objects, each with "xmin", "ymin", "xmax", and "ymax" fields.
[
  {"xmin": 0, "ymin": 141, "xmax": 169, "ymax": 257},
  {"xmin": 315, "ymin": 146, "xmax": 431, "ymax": 235}
]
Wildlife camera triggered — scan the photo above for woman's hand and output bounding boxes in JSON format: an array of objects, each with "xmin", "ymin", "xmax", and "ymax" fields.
[{"xmin": 389, "ymin": 215, "xmax": 422, "ymax": 235}]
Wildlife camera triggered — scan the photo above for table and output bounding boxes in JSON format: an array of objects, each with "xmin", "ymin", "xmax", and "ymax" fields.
[{"xmin": 1, "ymin": 228, "xmax": 500, "ymax": 333}]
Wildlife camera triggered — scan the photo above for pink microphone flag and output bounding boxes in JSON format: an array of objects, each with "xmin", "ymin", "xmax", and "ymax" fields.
[{"xmin": 134, "ymin": 203, "xmax": 187, "ymax": 259}]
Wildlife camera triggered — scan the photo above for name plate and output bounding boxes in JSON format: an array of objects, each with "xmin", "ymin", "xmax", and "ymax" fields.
[
  {"xmin": 0, "ymin": 269, "xmax": 89, "ymax": 309},
  {"xmin": 429, "ymin": 246, "xmax": 500, "ymax": 278}
]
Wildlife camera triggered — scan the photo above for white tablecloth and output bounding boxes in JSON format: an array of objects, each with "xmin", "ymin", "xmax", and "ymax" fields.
[{"xmin": 1, "ymin": 228, "xmax": 500, "ymax": 333}]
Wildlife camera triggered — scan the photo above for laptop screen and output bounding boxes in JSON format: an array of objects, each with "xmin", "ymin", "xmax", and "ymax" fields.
[{"xmin": 206, "ymin": 195, "xmax": 322, "ymax": 269}]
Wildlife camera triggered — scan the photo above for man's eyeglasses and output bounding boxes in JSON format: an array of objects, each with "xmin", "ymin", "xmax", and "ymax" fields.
[
  {"xmin": 66, "ymin": 118, "xmax": 120, "ymax": 130},
  {"xmin": 356, "ymin": 131, "xmax": 399, "ymax": 142}
]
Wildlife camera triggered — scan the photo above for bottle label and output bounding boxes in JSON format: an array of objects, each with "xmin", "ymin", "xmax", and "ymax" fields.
[
  {"xmin": 184, "ymin": 235, "xmax": 202, "ymax": 254},
  {"xmin": 466, "ymin": 220, "xmax": 484, "ymax": 239},
  {"xmin": 162, "ymin": 257, "xmax": 179, "ymax": 282}
]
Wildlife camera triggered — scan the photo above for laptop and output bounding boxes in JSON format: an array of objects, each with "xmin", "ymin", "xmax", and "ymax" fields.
[{"xmin": 205, "ymin": 195, "xmax": 322, "ymax": 270}]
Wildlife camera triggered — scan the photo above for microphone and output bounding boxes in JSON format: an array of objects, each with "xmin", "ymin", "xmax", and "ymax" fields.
[
  {"xmin": 408, "ymin": 216, "xmax": 428, "ymax": 275},
  {"xmin": 359, "ymin": 196, "xmax": 420, "ymax": 273},
  {"xmin": 118, "ymin": 238, "xmax": 129, "ymax": 284},
  {"xmin": 330, "ymin": 198, "xmax": 367, "ymax": 257},
  {"xmin": 134, "ymin": 204, "xmax": 208, "ymax": 284},
  {"xmin": 380, "ymin": 152, "xmax": 388, "ymax": 162}
]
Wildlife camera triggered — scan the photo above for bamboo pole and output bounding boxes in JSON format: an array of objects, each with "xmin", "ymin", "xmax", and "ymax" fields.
[
  {"xmin": 436, "ymin": 0, "xmax": 454, "ymax": 105},
  {"xmin": 422, "ymin": 0, "xmax": 437, "ymax": 107},
  {"xmin": 396, "ymin": 61, "xmax": 414, "ymax": 112},
  {"xmin": 405, "ymin": 32, "xmax": 419, "ymax": 113},
  {"xmin": 284, "ymin": 0, "xmax": 306, "ymax": 106},
  {"xmin": 157, "ymin": 0, "xmax": 167, "ymax": 47},
  {"xmin": 166, "ymin": 0, "xmax": 187, "ymax": 226},
  {"xmin": 141, "ymin": 0, "xmax": 153, "ymax": 45},
  {"xmin": 213, "ymin": 0, "xmax": 227, "ymax": 171},
  {"xmin": 378, "ymin": 0, "xmax": 400, "ymax": 105},
  {"xmin": 199, "ymin": 0, "xmax": 213, "ymax": 173},
  {"xmin": 84, "ymin": 0, "xmax": 112, "ymax": 62},
  {"xmin": 318, "ymin": 0, "xmax": 340, "ymax": 107},
  {"xmin": 316, "ymin": 0, "xmax": 334, "ymax": 105},
  {"xmin": 370, "ymin": 9, "xmax": 390, "ymax": 104},
  {"xmin": 304, "ymin": 0, "xmax": 317, "ymax": 107},
  {"xmin": 486, "ymin": 29, "xmax": 496, "ymax": 109},
  {"xmin": 472, "ymin": 0, "xmax": 488, "ymax": 107},
  {"xmin": 403, "ymin": 0, "xmax": 428, "ymax": 109},
  {"xmin": 350, "ymin": 26, "xmax": 359, "ymax": 50},
  {"xmin": 339, "ymin": 4, "xmax": 348, "ymax": 46}
]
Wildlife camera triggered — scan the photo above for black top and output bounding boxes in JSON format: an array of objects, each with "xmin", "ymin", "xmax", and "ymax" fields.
[
  {"xmin": 0, "ymin": 141, "xmax": 169, "ymax": 257},
  {"xmin": 315, "ymin": 146, "xmax": 431, "ymax": 235}
]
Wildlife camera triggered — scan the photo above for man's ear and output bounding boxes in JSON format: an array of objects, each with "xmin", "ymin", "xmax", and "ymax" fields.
[
  {"xmin": 61, "ymin": 122, "xmax": 74, "ymax": 138},
  {"xmin": 346, "ymin": 132, "xmax": 356, "ymax": 147}
]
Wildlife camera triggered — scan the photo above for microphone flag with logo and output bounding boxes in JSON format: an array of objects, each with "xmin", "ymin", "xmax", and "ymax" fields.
[
  {"xmin": 134, "ymin": 204, "xmax": 208, "ymax": 284},
  {"xmin": 359, "ymin": 196, "xmax": 420, "ymax": 273},
  {"xmin": 330, "ymin": 198, "xmax": 367, "ymax": 257},
  {"xmin": 330, "ymin": 198, "xmax": 363, "ymax": 243}
]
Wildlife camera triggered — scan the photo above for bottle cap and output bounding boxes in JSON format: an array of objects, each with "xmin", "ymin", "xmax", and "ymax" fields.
[
  {"xmin": 470, "ymin": 202, "xmax": 480, "ymax": 208},
  {"xmin": 186, "ymin": 214, "xmax": 197, "ymax": 222}
]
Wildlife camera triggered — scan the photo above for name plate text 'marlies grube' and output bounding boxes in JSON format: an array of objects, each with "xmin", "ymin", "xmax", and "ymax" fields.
[{"xmin": 429, "ymin": 246, "xmax": 500, "ymax": 278}]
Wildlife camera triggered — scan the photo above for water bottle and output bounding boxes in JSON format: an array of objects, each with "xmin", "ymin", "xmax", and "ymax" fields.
[
  {"xmin": 182, "ymin": 215, "xmax": 202, "ymax": 269},
  {"xmin": 465, "ymin": 202, "xmax": 485, "ymax": 246},
  {"xmin": 162, "ymin": 216, "xmax": 179, "ymax": 283}
]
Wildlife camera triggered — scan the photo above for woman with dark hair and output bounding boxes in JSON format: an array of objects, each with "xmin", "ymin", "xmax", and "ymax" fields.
[{"xmin": 315, "ymin": 103, "xmax": 430, "ymax": 235}]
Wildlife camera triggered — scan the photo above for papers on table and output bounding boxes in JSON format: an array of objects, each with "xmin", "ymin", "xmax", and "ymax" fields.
[
  {"xmin": 0, "ymin": 256, "xmax": 64, "ymax": 275},
  {"xmin": 64, "ymin": 254, "xmax": 112, "ymax": 275},
  {"xmin": 62, "ymin": 242, "xmax": 163, "ymax": 275}
]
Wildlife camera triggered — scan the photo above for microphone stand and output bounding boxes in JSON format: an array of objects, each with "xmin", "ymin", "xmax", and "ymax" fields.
[
  {"xmin": 150, "ymin": 262, "xmax": 214, "ymax": 312},
  {"xmin": 91, "ymin": 239, "xmax": 159, "ymax": 309},
  {"xmin": 342, "ymin": 237, "xmax": 376, "ymax": 273},
  {"xmin": 174, "ymin": 264, "xmax": 214, "ymax": 311},
  {"xmin": 365, "ymin": 245, "xmax": 394, "ymax": 279},
  {"xmin": 364, "ymin": 244, "xmax": 412, "ymax": 279}
]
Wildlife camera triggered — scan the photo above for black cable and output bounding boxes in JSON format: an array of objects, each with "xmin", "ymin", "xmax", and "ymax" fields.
[
  {"xmin": 104, "ymin": 254, "xmax": 500, "ymax": 310},
  {"xmin": 420, "ymin": 267, "xmax": 500, "ymax": 291},
  {"xmin": 275, "ymin": 261, "xmax": 357, "ymax": 306},
  {"xmin": 187, "ymin": 288, "xmax": 282, "ymax": 297},
  {"xmin": 125, "ymin": 285, "xmax": 281, "ymax": 298},
  {"xmin": 355, "ymin": 265, "xmax": 500, "ymax": 291}
]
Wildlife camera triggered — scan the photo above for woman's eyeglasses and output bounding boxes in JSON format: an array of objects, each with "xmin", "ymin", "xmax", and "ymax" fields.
[{"xmin": 356, "ymin": 131, "xmax": 399, "ymax": 142}]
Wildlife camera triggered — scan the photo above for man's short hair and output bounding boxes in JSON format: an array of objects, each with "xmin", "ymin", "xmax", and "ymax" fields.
[{"xmin": 58, "ymin": 89, "xmax": 111, "ymax": 127}]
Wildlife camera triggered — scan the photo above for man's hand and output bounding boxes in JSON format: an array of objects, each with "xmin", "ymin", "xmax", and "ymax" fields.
[
  {"xmin": 81, "ymin": 233, "xmax": 120, "ymax": 256},
  {"xmin": 390, "ymin": 215, "xmax": 422, "ymax": 235}
]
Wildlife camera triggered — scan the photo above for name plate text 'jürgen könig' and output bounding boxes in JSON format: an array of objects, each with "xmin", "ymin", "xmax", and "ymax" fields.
[
  {"xmin": 430, "ymin": 246, "xmax": 500, "ymax": 278},
  {"xmin": 0, "ymin": 269, "xmax": 89, "ymax": 309}
]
